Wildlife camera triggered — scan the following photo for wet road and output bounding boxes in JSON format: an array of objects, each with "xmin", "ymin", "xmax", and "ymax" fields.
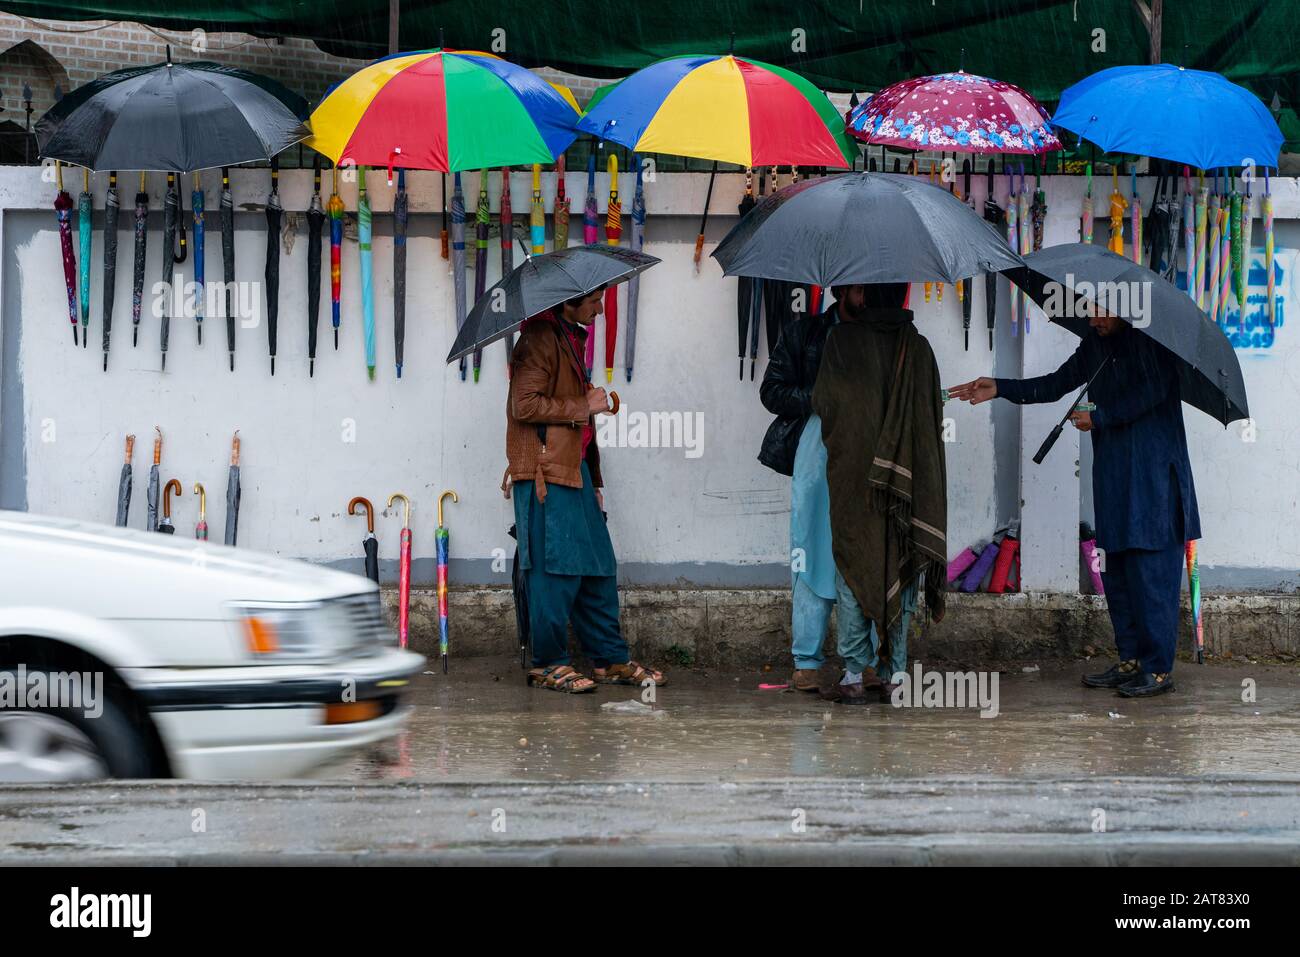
[
  {"xmin": 2, "ymin": 657, "xmax": 1297, "ymax": 863},
  {"xmin": 338, "ymin": 656, "xmax": 1300, "ymax": 782}
]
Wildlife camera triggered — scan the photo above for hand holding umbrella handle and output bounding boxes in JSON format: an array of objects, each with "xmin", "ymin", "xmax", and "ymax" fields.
[
  {"xmin": 348, "ymin": 496, "xmax": 375, "ymax": 534},
  {"xmin": 1032, "ymin": 359, "xmax": 1110, "ymax": 465}
]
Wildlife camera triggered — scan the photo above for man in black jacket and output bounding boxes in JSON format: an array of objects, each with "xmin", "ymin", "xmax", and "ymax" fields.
[{"xmin": 759, "ymin": 286, "xmax": 856, "ymax": 692}]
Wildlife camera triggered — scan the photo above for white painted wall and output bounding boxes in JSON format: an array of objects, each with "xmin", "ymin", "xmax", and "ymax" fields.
[{"xmin": 2, "ymin": 167, "xmax": 1295, "ymax": 588}]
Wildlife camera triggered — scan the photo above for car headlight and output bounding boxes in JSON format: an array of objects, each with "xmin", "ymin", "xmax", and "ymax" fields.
[{"xmin": 232, "ymin": 594, "xmax": 392, "ymax": 661}]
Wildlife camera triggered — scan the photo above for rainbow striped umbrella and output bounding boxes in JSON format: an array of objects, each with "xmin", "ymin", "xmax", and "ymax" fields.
[
  {"xmin": 577, "ymin": 54, "xmax": 855, "ymax": 168},
  {"xmin": 436, "ymin": 490, "xmax": 459, "ymax": 673},
  {"xmin": 306, "ymin": 49, "xmax": 578, "ymax": 173}
]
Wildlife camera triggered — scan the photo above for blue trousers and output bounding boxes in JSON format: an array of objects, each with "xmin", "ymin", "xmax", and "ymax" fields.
[
  {"xmin": 515, "ymin": 463, "xmax": 630, "ymax": 670},
  {"xmin": 1101, "ymin": 541, "xmax": 1184, "ymax": 674},
  {"xmin": 792, "ymin": 572, "xmax": 915, "ymax": 678}
]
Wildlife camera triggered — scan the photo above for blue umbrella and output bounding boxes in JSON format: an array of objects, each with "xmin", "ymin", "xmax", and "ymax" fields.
[{"xmin": 1052, "ymin": 65, "xmax": 1282, "ymax": 172}]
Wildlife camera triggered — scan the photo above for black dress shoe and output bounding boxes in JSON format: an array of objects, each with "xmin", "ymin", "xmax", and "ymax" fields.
[
  {"xmin": 1116, "ymin": 672, "xmax": 1176, "ymax": 698},
  {"xmin": 1082, "ymin": 661, "xmax": 1140, "ymax": 688}
]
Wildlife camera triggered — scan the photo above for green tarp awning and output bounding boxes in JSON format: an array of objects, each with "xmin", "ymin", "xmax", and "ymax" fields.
[{"xmin": 3, "ymin": 0, "xmax": 1297, "ymax": 144}]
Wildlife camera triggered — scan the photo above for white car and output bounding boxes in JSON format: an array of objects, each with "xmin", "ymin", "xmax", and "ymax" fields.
[{"xmin": 0, "ymin": 511, "xmax": 423, "ymax": 781}]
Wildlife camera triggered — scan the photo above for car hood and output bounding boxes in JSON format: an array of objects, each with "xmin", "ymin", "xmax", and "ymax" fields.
[{"xmin": 0, "ymin": 511, "xmax": 375, "ymax": 619}]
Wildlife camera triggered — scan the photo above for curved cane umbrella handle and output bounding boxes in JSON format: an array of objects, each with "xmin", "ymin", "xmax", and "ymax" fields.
[
  {"xmin": 605, "ymin": 390, "xmax": 620, "ymax": 415},
  {"xmin": 163, "ymin": 479, "xmax": 182, "ymax": 519},
  {"xmin": 348, "ymin": 496, "xmax": 375, "ymax": 534},
  {"xmin": 437, "ymin": 489, "xmax": 459, "ymax": 529},
  {"xmin": 387, "ymin": 492, "xmax": 411, "ymax": 529},
  {"xmin": 193, "ymin": 482, "xmax": 206, "ymax": 521}
]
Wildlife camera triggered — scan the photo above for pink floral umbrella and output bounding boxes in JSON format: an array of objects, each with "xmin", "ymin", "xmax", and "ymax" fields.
[{"xmin": 848, "ymin": 71, "xmax": 1061, "ymax": 155}]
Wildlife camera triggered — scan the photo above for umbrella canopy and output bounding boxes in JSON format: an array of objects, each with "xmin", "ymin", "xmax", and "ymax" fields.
[
  {"xmin": 265, "ymin": 160, "xmax": 282, "ymax": 375},
  {"xmin": 713, "ymin": 171, "xmax": 1024, "ymax": 288},
  {"xmin": 131, "ymin": 173, "xmax": 148, "ymax": 348},
  {"xmin": 451, "ymin": 171, "xmax": 468, "ymax": 379},
  {"xmin": 307, "ymin": 161, "xmax": 325, "ymax": 376},
  {"xmin": 1002, "ymin": 243, "xmax": 1249, "ymax": 425},
  {"xmin": 387, "ymin": 493, "xmax": 412, "ymax": 648},
  {"xmin": 447, "ymin": 245, "xmax": 660, "ymax": 363},
  {"xmin": 306, "ymin": 48, "xmax": 578, "ymax": 172},
  {"xmin": 191, "ymin": 173, "xmax": 205, "ymax": 343},
  {"xmin": 220, "ymin": 167, "xmax": 236, "ymax": 369},
  {"xmin": 146, "ymin": 429, "xmax": 161, "ymax": 532},
  {"xmin": 625, "ymin": 156, "xmax": 646, "ymax": 383},
  {"xmin": 223, "ymin": 431, "xmax": 241, "ymax": 547},
  {"xmin": 847, "ymin": 71, "xmax": 1061, "ymax": 155},
  {"xmin": 577, "ymin": 54, "xmax": 856, "ymax": 168},
  {"xmin": 101, "ymin": 172, "xmax": 119, "ymax": 370},
  {"xmin": 114, "ymin": 433, "xmax": 134, "ymax": 527},
  {"xmin": 53, "ymin": 166, "xmax": 79, "ymax": 346},
  {"xmin": 36, "ymin": 55, "xmax": 308, "ymax": 173},
  {"xmin": 393, "ymin": 167, "xmax": 408, "ymax": 378},
  {"xmin": 1051, "ymin": 64, "xmax": 1283, "ymax": 171},
  {"xmin": 436, "ymin": 490, "xmax": 458, "ymax": 673},
  {"xmin": 159, "ymin": 175, "xmax": 179, "ymax": 370},
  {"xmin": 77, "ymin": 170, "xmax": 92, "ymax": 347}
]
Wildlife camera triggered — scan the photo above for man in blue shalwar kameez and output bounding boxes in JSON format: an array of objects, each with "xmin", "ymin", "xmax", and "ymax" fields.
[{"xmin": 950, "ymin": 311, "xmax": 1199, "ymax": 698}]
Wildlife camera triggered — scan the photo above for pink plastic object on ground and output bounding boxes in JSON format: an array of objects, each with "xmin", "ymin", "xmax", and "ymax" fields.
[{"xmin": 947, "ymin": 546, "xmax": 979, "ymax": 583}]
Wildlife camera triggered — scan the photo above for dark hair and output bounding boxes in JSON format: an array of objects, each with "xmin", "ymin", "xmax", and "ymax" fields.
[{"xmin": 832, "ymin": 282, "xmax": 908, "ymax": 309}]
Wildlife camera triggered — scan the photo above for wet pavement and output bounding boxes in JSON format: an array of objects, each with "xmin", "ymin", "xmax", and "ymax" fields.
[
  {"xmin": 338, "ymin": 656, "xmax": 1300, "ymax": 782},
  {"xmin": 3, "ymin": 656, "xmax": 1298, "ymax": 863}
]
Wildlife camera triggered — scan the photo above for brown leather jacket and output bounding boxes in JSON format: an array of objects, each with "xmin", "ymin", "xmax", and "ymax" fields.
[{"xmin": 505, "ymin": 316, "xmax": 602, "ymax": 502}]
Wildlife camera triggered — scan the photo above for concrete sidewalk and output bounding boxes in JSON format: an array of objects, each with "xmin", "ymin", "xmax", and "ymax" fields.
[{"xmin": 2, "ymin": 657, "xmax": 1297, "ymax": 863}]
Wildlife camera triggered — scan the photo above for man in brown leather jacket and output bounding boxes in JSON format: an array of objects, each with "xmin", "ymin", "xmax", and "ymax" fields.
[{"xmin": 506, "ymin": 288, "xmax": 665, "ymax": 694}]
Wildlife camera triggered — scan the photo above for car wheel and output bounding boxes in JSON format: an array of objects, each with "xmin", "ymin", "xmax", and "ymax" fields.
[{"xmin": 0, "ymin": 687, "xmax": 153, "ymax": 782}]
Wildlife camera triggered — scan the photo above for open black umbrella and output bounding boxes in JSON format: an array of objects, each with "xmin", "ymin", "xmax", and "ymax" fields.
[
  {"xmin": 982, "ymin": 164, "xmax": 1003, "ymax": 349},
  {"xmin": 101, "ymin": 171, "xmax": 119, "ymax": 370},
  {"xmin": 114, "ymin": 433, "xmax": 134, "ymax": 527},
  {"xmin": 1004, "ymin": 243, "xmax": 1249, "ymax": 427},
  {"xmin": 35, "ymin": 50, "xmax": 308, "ymax": 173},
  {"xmin": 447, "ymin": 246, "xmax": 660, "ymax": 364},
  {"xmin": 713, "ymin": 171, "xmax": 1023, "ymax": 288},
  {"xmin": 131, "ymin": 173, "xmax": 147, "ymax": 348},
  {"xmin": 348, "ymin": 497, "xmax": 380, "ymax": 583},
  {"xmin": 307, "ymin": 159, "xmax": 324, "ymax": 377},
  {"xmin": 220, "ymin": 167, "xmax": 236, "ymax": 370},
  {"xmin": 393, "ymin": 167, "xmax": 408, "ymax": 378},
  {"xmin": 223, "ymin": 431, "xmax": 241, "ymax": 547},
  {"xmin": 264, "ymin": 158, "xmax": 281, "ymax": 375}
]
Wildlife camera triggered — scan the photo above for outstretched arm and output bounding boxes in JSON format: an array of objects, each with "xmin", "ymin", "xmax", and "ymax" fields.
[{"xmin": 948, "ymin": 339, "xmax": 1093, "ymax": 407}]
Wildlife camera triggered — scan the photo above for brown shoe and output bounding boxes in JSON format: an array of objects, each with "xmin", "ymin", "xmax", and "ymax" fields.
[
  {"xmin": 821, "ymin": 678, "xmax": 869, "ymax": 705},
  {"xmin": 791, "ymin": 668, "xmax": 821, "ymax": 692}
]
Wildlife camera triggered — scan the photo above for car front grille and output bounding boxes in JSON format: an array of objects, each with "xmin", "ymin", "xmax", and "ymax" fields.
[{"xmin": 335, "ymin": 592, "xmax": 392, "ymax": 654}]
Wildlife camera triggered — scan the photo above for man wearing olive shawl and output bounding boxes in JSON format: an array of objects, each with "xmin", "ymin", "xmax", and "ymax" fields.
[{"xmin": 812, "ymin": 283, "xmax": 948, "ymax": 704}]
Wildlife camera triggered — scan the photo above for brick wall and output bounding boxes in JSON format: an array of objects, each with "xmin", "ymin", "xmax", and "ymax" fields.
[{"xmin": 0, "ymin": 14, "xmax": 617, "ymax": 119}]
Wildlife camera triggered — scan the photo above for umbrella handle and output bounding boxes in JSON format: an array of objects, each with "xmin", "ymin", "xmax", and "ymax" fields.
[
  {"xmin": 387, "ymin": 492, "xmax": 411, "ymax": 529},
  {"xmin": 437, "ymin": 490, "xmax": 459, "ymax": 529},
  {"xmin": 163, "ymin": 479, "xmax": 182, "ymax": 519},
  {"xmin": 153, "ymin": 426, "xmax": 162, "ymax": 465},
  {"xmin": 193, "ymin": 483, "xmax": 206, "ymax": 521},
  {"xmin": 124, "ymin": 434, "xmax": 135, "ymax": 464},
  {"xmin": 348, "ymin": 496, "xmax": 375, "ymax": 534},
  {"xmin": 602, "ymin": 390, "xmax": 620, "ymax": 416}
]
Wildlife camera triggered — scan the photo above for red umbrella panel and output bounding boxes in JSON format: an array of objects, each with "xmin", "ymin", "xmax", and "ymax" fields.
[
  {"xmin": 603, "ymin": 153, "xmax": 621, "ymax": 383},
  {"xmin": 848, "ymin": 71, "xmax": 1061, "ymax": 155},
  {"xmin": 388, "ymin": 493, "xmax": 412, "ymax": 648},
  {"xmin": 54, "ymin": 163, "xmax": 80, "ymax": 345}
]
